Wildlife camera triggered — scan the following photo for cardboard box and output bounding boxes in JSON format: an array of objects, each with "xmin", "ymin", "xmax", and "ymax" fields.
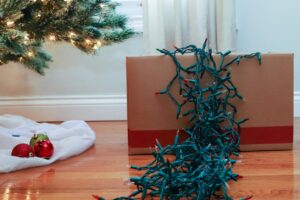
[{"xmin": 127, "ymin": 54, "xmax": 294, "ymax": 154}]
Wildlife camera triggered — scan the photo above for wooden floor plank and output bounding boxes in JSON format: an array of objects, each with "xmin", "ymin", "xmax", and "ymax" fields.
[{"xmin": 0, "ymin": 119, "xmax": 299, "ymax": 200}]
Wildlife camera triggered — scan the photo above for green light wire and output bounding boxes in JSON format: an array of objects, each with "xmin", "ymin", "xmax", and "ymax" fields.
[{"xmin": 98, "ymin": 40, "xmax": 261, "ymax": 200}]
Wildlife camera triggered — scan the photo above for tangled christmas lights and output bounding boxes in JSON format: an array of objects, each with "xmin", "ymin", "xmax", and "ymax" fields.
[{"xmin": 98, "ymin": 40, "xmax": 261, "ymax": 200}]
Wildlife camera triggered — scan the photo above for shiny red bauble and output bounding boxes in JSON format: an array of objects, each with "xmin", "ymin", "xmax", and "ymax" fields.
[
  {"xmin": 34, "ymin": 140, "xmax": 54, "ymax": 159},
  {"xmin": 11, "ymin": 143, "xmax": 35, "ymax": 158}
]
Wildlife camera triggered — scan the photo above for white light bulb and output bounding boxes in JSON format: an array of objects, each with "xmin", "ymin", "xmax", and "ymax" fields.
[
  {"xmin": 6, "ymin": 21, "xmax": 15, "ymax": 27},
  {"xmin": 85, "ymin": 39, "xmax": 92, "ymax": 44},
  {"xmin": 48, "ymin": 35, "xmax": 56, "ymax": 41},
  {"xmin": 68, "ymin": 32, "xmax": 76, "ymax": 38},
  {"xmin": 27, "ymin": 51, "xmax": 34, "ymax": 57}
]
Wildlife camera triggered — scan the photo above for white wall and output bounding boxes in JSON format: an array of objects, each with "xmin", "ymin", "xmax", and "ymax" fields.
[
  {"xmin": 236, "ymin": 0, "xmax": 300, "ymax": 92},
  {"xmin": 0, "ymin": 35, "xmax": 142, "ymax": 97},
  {"xmin": 0, "ymin": 35, "xmax": 143, "ymax": 121}
]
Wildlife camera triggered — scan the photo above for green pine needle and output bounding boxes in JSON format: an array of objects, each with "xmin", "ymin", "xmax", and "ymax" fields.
[{"xmin": 0, "ymin": 0, "xmax": 134, "ymax": 74}]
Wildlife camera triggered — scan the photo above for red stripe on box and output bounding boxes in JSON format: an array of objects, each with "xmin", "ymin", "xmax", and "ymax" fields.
[
  {"xmin": 128, "ymin": 126, "xmax": 293, "ymax": 148},
  {"xmin": 239, "ymin": 126, "xmax": 293, "ymax": 144}
]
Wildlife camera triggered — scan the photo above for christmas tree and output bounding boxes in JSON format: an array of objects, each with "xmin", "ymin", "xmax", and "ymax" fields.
[{"xmin": 0, "ymin": 0, "xmax": 134, "ymax": 74}]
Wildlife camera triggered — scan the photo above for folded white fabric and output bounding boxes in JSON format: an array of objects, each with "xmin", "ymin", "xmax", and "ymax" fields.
[{"xmin": 0, "ymin": 115, "xmax": 96, "ymax": 173}]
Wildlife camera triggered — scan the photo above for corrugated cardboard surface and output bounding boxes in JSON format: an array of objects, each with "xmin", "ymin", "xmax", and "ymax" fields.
[{"xmin": 127, "ymin": 54, "xmax": 294, "ymax": 154}]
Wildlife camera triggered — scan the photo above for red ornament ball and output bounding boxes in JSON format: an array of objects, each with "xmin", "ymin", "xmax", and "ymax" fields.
[
  {"xmin": 30, "ymin": 133, "xmax": 49, "ymax": 147},
  {"xmin": 34, "ymin": 140, "xmax": 54, "ymax": 159},
  {"xmin": 11, "ymin": 143, "xmax": 34, "ymax": 158}
]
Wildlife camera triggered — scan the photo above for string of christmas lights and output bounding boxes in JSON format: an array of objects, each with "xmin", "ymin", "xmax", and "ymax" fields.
[{"xmin": 96, "ymin": 40, "xmax": 261, "ymax": 200}]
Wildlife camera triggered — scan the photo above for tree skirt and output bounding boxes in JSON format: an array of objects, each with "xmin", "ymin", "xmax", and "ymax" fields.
[{"xmin": 0, "ymin": 115, "xmax": 96, "ymax": 173}]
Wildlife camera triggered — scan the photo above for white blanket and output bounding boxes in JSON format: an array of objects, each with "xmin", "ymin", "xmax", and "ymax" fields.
[{"xmin": 0, "ymin": 115, "xmax": 96, "ymax": 173}]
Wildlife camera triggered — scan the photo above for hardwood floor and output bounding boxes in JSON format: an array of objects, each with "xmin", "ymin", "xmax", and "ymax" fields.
[{"xmin": 0, "ymin": 119, "xmax": 299, "ymax": 200}]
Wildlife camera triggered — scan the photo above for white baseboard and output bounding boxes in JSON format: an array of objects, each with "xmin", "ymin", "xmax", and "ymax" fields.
[
  {"xmin": 0, "ymin": 95, "xmax": 127, "ymax": 122},
  {"xmin": 0, "ymin": 92, "xmax": 299, "ymax": 121},
  {"xmin": 295, "ymin": 92, "xmax": 300, "ymax": 117}
]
